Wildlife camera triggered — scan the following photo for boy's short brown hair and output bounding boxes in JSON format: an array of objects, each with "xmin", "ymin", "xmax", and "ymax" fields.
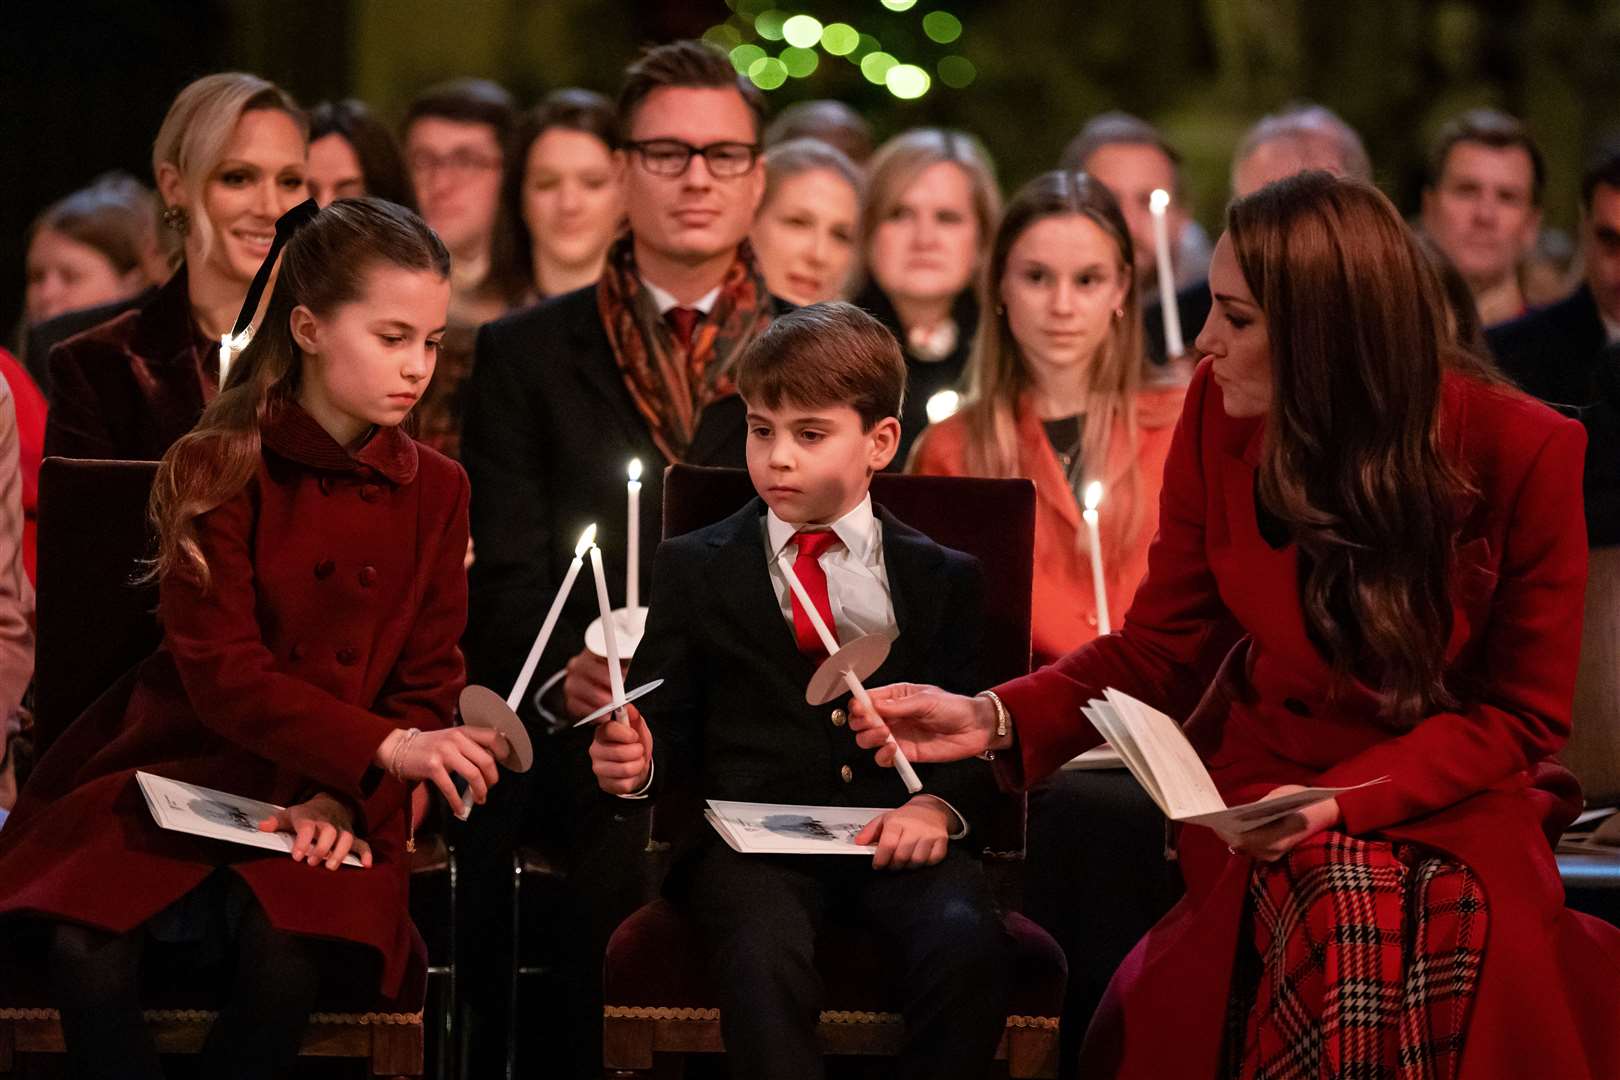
[{"xmin": 735, "ymin": 302, "xmax": 905, "ymax": 431}]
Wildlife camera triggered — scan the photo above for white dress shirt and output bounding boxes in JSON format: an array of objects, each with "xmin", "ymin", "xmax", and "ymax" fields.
[
  {"xmin": 1603, "ymin": 310, "xmax": 1620, "ymax": 346},
  {"xmin": 643, "ymin": 279, "xmax": 721, "ymax": 316}
]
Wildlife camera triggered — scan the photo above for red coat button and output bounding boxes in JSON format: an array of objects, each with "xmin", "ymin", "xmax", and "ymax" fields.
[
  {"xmin": 290, "ymin": 643, "xmax": 306, "ymax": 661},
  {"xmin": 318, "ymin": 476, "xmax": 335, "ymax": 495},
  {"xmin": 360, "ymin": 484, "xmax": 382, "ymax": 503},
  {"xmin": 314, "ymin": 559, "xmax": 336, "ymax": 580},
  {"xmin": 359, "ymin": 566, "xmax": 378, "ymax": 588},
  {"xmin": 336, "ymin": 647, "xmax": 360, "ymax": 666}
]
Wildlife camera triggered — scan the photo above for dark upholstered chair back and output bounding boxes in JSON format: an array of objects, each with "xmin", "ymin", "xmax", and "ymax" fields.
[
  {"xmin": 658, "ymin": 465, "xmax": 1037, "ymax": 857},
  {"xmin": 1565, "ymin": 545, "xmax": 1620, "ymax": 805},
  {"xmin": 34, "ymin": 458, "xmax": 160, "ymax": 758},
  {"xmin": 661, "ymin": 465, "xmax": 1036, "ymax": 687}
]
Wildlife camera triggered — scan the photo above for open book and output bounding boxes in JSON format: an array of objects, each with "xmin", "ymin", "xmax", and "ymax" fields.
[
  {"xmin": 704, "ymin": 799, "xmax": 882, "ymax": 856},
  {"xmin": 1082, "ymin": 689, "xmax": 1386, "ymax": 833},
  {"xmin": 136, "ymin": 771, "xmax": 364, "ymax": 868}
]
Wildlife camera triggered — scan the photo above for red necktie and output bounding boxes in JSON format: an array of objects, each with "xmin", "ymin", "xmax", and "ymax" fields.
[
  {"xmin": 666, "ymin": 306, "xmax": 700, "ymax": 349},
  {"xmin": 790, "ymin": 530, "xmax": 841, "ymax": 659}
]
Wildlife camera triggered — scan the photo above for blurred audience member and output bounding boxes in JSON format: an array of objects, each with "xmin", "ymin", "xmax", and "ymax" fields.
[
  {"xmin": 763, "ymin": 98, "xmax": 875, "ymax": 164},
  {"xmin": 403, "ymin": 78, "xmax": 519, "ymax": 458},
  {"xmin": 910, "ymin": 170, "xmax": 1182, "ymax": 665},
  {"xmin": 1421, "ymin": 109, "xmax": 1544, "ymax": 327},
  {"xmin": 1147, "ymin": 103, "xmax": 1372, "ymax": 364},
  {"xmin": 503, "ymin": 88, "xmax": 623, "ymax": 303},
  {"xmin": 1060, "ymin": 112, "xmax": 1207, "ymax": 292},
  {"xmin": 751, "ymin": 137, "xmax": 861, "ymax": 306},
  {"xmin": 0, "ymin": 351, "xmax": 44, "ymax": 583},
  {"xmin": 0, "ymin": 376, "xmax": 34, "ymax": 827},
  {"xmin": 46, "ymin": 73, "xmax": 307, "ymax": 461},
  {"xmin": 306, "ymin": 98, "xmax": 416, "ymax": 209},
  {"xmin": 856, "ymin": 128, "xmax": 1001, "ymax": 462},
  {"xmin": 1490, "ymin": 137, "xmax": 1620, "ymax": 545},
  {"xmin": 1523, "ymin": 225, "xmax": 1579, "ymax": 308}
]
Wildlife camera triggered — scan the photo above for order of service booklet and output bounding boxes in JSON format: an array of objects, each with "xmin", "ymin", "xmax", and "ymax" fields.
[
  {"xmin": 1081, "ymin": 688, "xmax": 1387, "ymax": 833},
  {"xmin": 704, "ymin": 799, "xmax": 887, "ymax": 855},
  {"xmin": 135, "ymin": 771, "xmax": 364, "ymax": 868}
]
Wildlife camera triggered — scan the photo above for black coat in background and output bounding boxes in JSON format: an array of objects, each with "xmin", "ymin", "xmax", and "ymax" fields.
[
  {"xmin": 1488, "ymin": 284, "xmax": 1620, "ymax": 546},
  {"xmin": 24, "ymin": 287, "xmax": 155, "ymax": 396},
  {"xmin": 633, "ymin": 497, "xmax": 998, "ymax": 864},
  {"xmin": 1143, "ymin": 278, "xmax": 1213, "ymax": 365},
  {"xmin": 854, "ymin": 283, "xmax": 978, "ymax": 466}
]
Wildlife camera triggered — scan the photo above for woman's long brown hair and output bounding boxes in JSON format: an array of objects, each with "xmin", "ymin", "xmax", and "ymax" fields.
[
  {"xmin": 1228, "ymin": 172, "xmax": 1479, "ymax": 727},
  {"xmin": 148, "ymin": 197, "xmax": 449, "ymax": 589}
]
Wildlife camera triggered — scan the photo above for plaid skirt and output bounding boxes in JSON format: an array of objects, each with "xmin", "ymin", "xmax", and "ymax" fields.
[{"xmin": 1223, "ymin": 831, "xmax": 1488, "ymax": 1080}]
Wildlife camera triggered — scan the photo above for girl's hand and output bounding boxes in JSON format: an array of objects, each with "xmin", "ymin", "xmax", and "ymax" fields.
[
  {"xmin": 1215, "ymin": 785, "xmax": 1342, "ymax": 863},
  {"xmin": 258, "ymin": 792, "xmax": 373, "ymax": 870},
  {"xmin": 375, "ymin": 726, "xmax": 505, "ymax": 818},
  {"xmin": 848, "ymin": 683, "xmax": 997, "ymax": 765},
  {"xmin": 853, "ymin": 796, "xmax": 953, "ymax": 870}
]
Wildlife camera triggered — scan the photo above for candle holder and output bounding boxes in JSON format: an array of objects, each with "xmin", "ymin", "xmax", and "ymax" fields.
[
  {"xmin": 457, "ymin": 684, "xmax": 536, "ymax": 772},
  {"xmin": 804, "ymin": 632, "xmax": 893, "ymax": 706},
  {"xmin": 573, "ymin": 678, "xmax": 666, "ymax": 727},
  {"xmin": 585, "ymin": 605, "xmax": 651, "ymax": 659}
]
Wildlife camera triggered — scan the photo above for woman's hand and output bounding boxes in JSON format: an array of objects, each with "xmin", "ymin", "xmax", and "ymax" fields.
[
  {"xmin": 258, "ymin": 792, "xmax": 372, "ymax": 870},
  {"xmin": 375, "ymin": 726, "xmax": 506, "ymax": 818},
  {"xmin": 853, "ymin": 796, "xmax": 953, "ymax": 870},
  {"xmin": 1216, "ymin": 785, "xmax": 1342, "ymax": 862},
  {"xmin": 848, "ymin": 683, "xmax": 998, "ymax": 765}
]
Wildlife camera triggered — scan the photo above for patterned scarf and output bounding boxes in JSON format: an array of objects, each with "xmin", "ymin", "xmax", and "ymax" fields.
[
  {"xmin": 1223, "ymin": 831, "xmax": 1487, "ymax": 1080},
  {"xmin": 596, "ymin": 234, "xmax": 774, "ymax": 463}
]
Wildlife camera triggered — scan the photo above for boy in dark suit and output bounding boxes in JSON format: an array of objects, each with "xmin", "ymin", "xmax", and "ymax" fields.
[{"xmin": 590, "ymin": 302, "xmax": 1010, "ymax": 1080}]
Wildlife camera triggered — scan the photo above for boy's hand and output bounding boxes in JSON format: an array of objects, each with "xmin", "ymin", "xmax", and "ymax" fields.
[
  {"xmin": 565, "ymin": 647, "xmax": 628, "ymax": 720},
  {"xmin": 854, "ymin": 795, "xmax": 952, "ymax": 870},
  {"xmin": 590, "ymin": 704, "xmax": 653, "ymax": 795}
]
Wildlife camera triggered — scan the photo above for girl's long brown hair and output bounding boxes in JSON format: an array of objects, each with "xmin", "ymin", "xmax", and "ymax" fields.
[
  {"xmin": 945, "ymin": 169, "xmax": 1151, "ymax": 561},
  {"xmin": 149, "ymin": 197, "xmax": 449, "ymax": 588},
  {"xmin": 1228, "ymin": 171, "xmax": 1482, "ymax": 726}
]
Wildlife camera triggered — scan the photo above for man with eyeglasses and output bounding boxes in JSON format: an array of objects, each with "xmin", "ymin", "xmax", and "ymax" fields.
[{"xmin": 457, "ymin": 40, "xmax": 783, "ymax": 1076}]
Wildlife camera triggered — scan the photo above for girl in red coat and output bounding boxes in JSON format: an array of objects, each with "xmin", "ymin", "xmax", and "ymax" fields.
[
  {"xmin": 0, "ymin": 197, "xmax": 504, "ymax": 1079},
  {"xmin": 851, "ymin": 172, "xmax": 1620, "ymax": 1079}
]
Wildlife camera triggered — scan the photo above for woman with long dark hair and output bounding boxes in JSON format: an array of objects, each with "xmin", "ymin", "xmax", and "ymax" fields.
[
  {"xmin": 851, "ymin": 172, "xmax": 1620, "ymax": 1078},
  {"xmin": 0, "ymin": 198, "xmax": 504, "ymax": 1079}
]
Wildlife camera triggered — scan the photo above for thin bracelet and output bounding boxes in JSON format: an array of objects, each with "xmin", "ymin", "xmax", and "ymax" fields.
[
  {"xmin": 390, "ymin": 727, "xmax": 421, "ymax": 780},
  {"xmin": 976, "ymin": 690, "xmax": 1009, "ymax": 761}
]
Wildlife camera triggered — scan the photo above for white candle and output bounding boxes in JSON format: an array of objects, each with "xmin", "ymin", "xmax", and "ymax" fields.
[
  {"xmin": 219, "ymin": 333, "xmax": 235, "ymax": 388},
  {"xmin": 779, "ymin": 553, "xmax": 922, "ymax": 793},
  {"xmin": 1083, "ymin": 481, "xmax": 1111, "ymax": 636},
  {"xmin": 626, "ymin": 459, "xmax": 642, "ymax": 610},
  {"xmin": 507, "ymin": 524, "xmax": 596, "ymax": 711},
  {"xmin": 589, "ymin": 544, "xmax": 627, "ymax": 707},
  {"xmin": 1149, "ymin": 189, "xmax": 1184, "ymax": 358}
]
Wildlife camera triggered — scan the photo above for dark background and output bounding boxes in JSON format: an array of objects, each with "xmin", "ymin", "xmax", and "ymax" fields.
[{"xmin": 6, "ymin": 0, "xmax": 1620, "ymax": 336}]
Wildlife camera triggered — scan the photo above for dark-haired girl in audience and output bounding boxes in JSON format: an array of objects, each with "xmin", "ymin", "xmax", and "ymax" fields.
[
  {"xmin": 307, "ymin": 98, "xmax": 417, "ymax": 210},
  {"xmin": 751, "ymin": 137, "xmax": 862, "ymax": 307},
  {"xmin": 855, "ymin": 128, "xmax": 1001, "ymax": 462},
  {"xmin": 0, "ymin": 197, "xmax": 504, "ymax": 1080},
  {"xmin": 46, "ymin": 73, "xmax": 310, "ymax": 462}
]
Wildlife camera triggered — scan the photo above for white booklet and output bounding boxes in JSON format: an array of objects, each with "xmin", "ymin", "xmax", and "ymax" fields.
[
  {"xmin": 1081, "ymin": 689, "xmax": 1386, "ymax": 833},
  {"xmin": 135, "ymin": 771, "xmax": 364, "ymax": 868},
  {"xmin": 704, "ymin": 799, "xmax": 885, "ymax": 856}
]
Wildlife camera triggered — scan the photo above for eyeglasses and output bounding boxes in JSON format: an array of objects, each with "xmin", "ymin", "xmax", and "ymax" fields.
[
  {"xmin": 626, "ymin": 139, "xmax": 760, "ymax": 179},
  {"xmin": 407, "ymin": 149, "xmax": 502, "ymax": 179}
]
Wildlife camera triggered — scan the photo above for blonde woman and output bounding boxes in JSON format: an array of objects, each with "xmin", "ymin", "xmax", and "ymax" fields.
[
  {"xmin": 46, "ymin": 72, "xmax": 308, "ymax": 461},
  {"xmin": 909, "ymin": 170, "xmax": 1183, "ymax": 665},
  {"xmin": 855, "ymin": 128, "xmax": 1000, "ymax": 460},
  {"xmin": 750, "ymin": 137, "xmax": 863, "ymax": 307}
]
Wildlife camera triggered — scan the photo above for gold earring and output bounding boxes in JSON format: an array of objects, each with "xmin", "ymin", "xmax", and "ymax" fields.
[
  {"xmin": 161, "ymin": 204, "xmax": 190, "ymax": 235},
  {"xmin": 1113, "ymin": 307, "xmax": 1124, "ymax": 320}
]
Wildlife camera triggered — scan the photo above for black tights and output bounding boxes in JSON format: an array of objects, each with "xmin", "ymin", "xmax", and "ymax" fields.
[{"xmin": 48, "ymin": 899, "xmax": 322, "ymax": 1080}]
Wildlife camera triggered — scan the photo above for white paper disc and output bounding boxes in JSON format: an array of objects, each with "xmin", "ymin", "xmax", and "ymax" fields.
[
  {"xmin": 573, "ymin": 678, "xmax": 666, "ymax": 727},
  {"xmin": 806, "ymin": 633, "xmax": 893, "ymax": 705},
  {"xmin": 584, "ymin": 606, "xmax": 650, "ymax": 659},
  {"xmin": 458, "ymin": 684, "xmax": 535, "ymax": 772}
]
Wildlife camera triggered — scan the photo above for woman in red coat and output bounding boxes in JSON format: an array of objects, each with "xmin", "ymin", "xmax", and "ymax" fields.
[
  {"xmin": 852, "ymin": 172, "xmax": 1620, "ymax": 1078},
  {"xmin": 0, "ymin": 198, "xmax": 504, "ymax": 1079}
]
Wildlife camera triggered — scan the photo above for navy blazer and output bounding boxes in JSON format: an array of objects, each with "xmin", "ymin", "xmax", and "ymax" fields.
[{"xmin": 631, "ymin": 497, "xmax": 998, "ymax": 845}]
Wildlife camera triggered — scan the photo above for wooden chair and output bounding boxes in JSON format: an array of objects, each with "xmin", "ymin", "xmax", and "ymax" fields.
[
  {"xmin": 1557, "ymin": 544, "xmax": 1620, "ymax": 920},
  {"xmin": 600, "ymin": 466, "xmax": 1066, "ymax": 1079},
  {"xmin": 0, "ymin": 458, "xmax": 440, "ymax": 1078}
]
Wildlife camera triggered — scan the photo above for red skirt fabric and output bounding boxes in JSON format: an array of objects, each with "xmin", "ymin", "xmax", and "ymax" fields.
[{"xmin": 1225, "ymin": 832, "xmax": 1486, "ymax": 1080}]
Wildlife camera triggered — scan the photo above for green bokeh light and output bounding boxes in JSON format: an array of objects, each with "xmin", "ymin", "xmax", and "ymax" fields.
[
  {"xmin": 781, "ymin": 46, "xmax": 820, "ymax": 78},
  {"xmin": 821, "ymin": 23, "xmax": 859, "ymax": 55},
  {"xmin": 735, "ymin": 0, "xmax": 771, "ymax": 15},
  {"xmin": 703, "ymin": 24, "xmax": 743, "ymax": 50},
  {"xmin": 881, "ymin": 0, "xmax": 918, "ymax": 10},
  {"xmin": 748, "ymin": 56, "xmax": 789, "ymax": 90},
  {"xmin": 781, "ymin": 14, "xmax": 823, "ymax": 48},
  {"xmin": 730, "ymin": 43, "xmax": 768, "ymax": 74},
  {"xmin": 860, "ymin": 51, "xmax": 899, "ymax": 84},
  {"xmin": 754, "ymin": 9, "xmax": 787, "ymax": 40},
  {"xmin": 851, "ymin": 33, "xmax": 882, "ymax": 62},
  {"xmin": 885, "ymin": 63, "xmax": 931, "ymax": 99},
  {"xmin": 938, "ymin": 55, "xmax": 976, "ymax": 88},
  {"xmin": 922, "ymin": 11, "xmax": 963, "ymax": 44}
]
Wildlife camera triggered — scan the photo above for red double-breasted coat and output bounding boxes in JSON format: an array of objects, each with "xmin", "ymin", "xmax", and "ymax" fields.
[
  {"xmin": 994, "ymin": 361, "xmax": 1620, "ymax": 1078},
  {"xmin": 0, "ymin": 404, "xmax": 469, "ymax": 1003}
]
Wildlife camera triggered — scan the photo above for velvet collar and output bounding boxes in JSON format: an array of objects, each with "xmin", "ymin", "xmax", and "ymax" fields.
[{"xmin": 260, "ymin": 400, "xmax": 418, "ymax": 485}]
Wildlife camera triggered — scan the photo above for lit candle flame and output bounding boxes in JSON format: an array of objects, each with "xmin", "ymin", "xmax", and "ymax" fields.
[
  {"xmin": 1084, "ymin": 481, "xmax": 1105, "ymax": 512},
  {"xmin": 627, "ymin": 458, "xmax": 643, "ymax": 483},
  {"xmin": 925, "ymin": 389, "xmax": 961, "ymax": 424},
  {"xmin": 1149, "ymin": 188, "xmax": 1170, "ymax": 214},
  {"xmin": 575, "ymin": 524, "xmax": 598, "ymax": 556}
]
